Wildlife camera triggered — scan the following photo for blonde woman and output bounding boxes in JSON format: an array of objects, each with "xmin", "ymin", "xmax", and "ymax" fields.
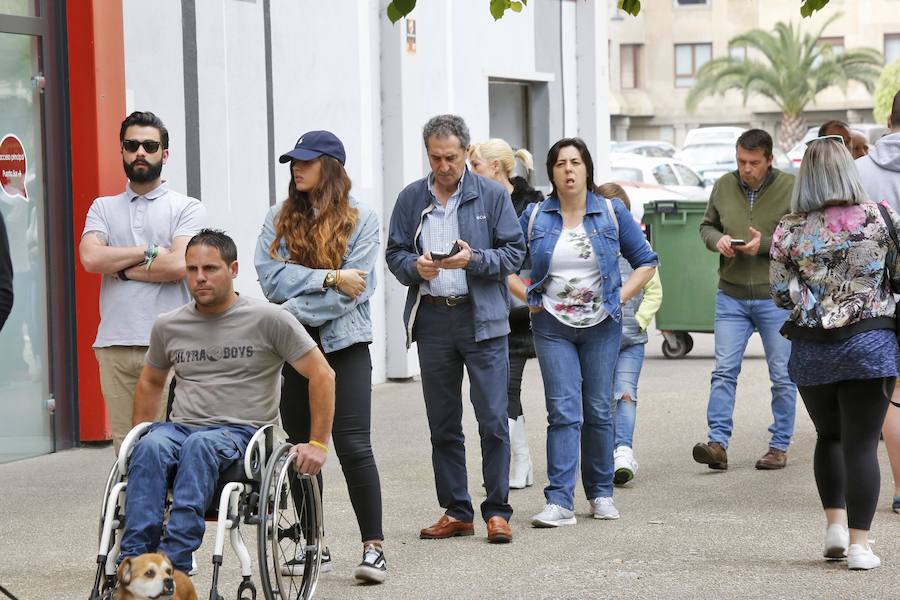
[{"xmin": 468, "ymin": 139, "xmax": 543, "ymax": 489}]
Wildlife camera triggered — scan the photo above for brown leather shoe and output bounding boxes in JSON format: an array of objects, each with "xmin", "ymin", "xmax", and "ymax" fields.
[
  {"xmin": 419, "ymin": 514, "xmax": 475, "ymax": 539},
  {"xmin": 755, "ymin": 447, "xmax": 787, "ymax": 470},
  {"xmin": 486, "ymin": 516, "xmax": 512, "ymax": 544},
  {"xmin": 692, "ymin": 442, "xmax": 728, "ymax": 470}
]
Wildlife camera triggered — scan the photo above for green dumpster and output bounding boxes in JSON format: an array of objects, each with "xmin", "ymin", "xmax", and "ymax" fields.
[{"xmin": 642, "ymin": 199, "xmax": 719, "ymax": 358}]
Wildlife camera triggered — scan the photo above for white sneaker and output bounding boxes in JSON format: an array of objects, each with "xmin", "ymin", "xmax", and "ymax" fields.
[
  {"xmin": 589, "ymin": 497, "xmax": 620, "ymax": 520},
  {"xmin": 531, "ymin": 503, "xmax": 576, "ymax": 528},
  {"xmin": 823, "ymin": 524, "xmax": 849, "ymax": 559},
  {"xmin": 847, "ymin": 543, "xmax": 880, "ymax": 570},
  {"xmin": 613, "ymin": 446, "xmax": 638, "ymax": 486},
  {"xmin": 189, "ymin": 555, "xmax": 198, "ymax": 576}
]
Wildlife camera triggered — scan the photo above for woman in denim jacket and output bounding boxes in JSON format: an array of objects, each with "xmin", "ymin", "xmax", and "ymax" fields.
[
  {"xmin": 522, "ymin": 139, "xmax": 658, "ymax": 528},
  {"xmin": 770, "ymin": 136, "xmax": 900, "ymax": 571},
  {"xmin": 254, "ymin": 131, "xmax": 386, "ymax": 583}
]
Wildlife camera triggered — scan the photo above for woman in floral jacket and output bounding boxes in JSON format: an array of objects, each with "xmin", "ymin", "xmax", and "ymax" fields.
[{"xmin": 770, "ymin": 136, "xmax": 900, "ymax": 571}]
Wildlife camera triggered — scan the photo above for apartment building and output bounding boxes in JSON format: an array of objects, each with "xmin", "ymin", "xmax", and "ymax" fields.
[{"xmin": 608, "ymin": 0, "xmax": 900, "ymax": 145}]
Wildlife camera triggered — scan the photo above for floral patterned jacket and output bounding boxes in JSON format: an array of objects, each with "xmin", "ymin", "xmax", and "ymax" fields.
[{"xmin": 770, "ymin": 201, "xmax": 900, "ymax": 330}]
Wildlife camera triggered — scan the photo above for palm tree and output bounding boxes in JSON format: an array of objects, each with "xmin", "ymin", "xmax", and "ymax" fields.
[{"xmin": 686, "ymin": 13, "xmax": 883, "ymax": 151}]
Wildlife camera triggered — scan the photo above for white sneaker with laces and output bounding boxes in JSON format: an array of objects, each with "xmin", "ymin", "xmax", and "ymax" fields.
[
  {"xmin": 353, "ymin": 543, "xmax": 387, "ymax": 584},
  {"xmin": 531, "ymin": 503, "xmax": 576, "ymax": 527},
  {"xmin": 847, "ymin": 544, "xmax": 880, "ymax": 570},
  {"xmin": 281, "ymin": 545, "xmax": 333, "ymax": 576},
  {"xmin": 613, "ymin": 446, "xmax": 638, "ymax": 486},
  {"xmin": 589, "ymin": 496, "xmax": 620, "ymax": 520},
  {"xmin": 823, "ymin": 524, "xmax": 849, "ymax": 559}
]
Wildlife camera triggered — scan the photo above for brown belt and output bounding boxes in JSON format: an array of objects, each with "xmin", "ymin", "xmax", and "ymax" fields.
[{"xmin": 421, "ymin": 294, "xmax": 470, "ymax": 307}]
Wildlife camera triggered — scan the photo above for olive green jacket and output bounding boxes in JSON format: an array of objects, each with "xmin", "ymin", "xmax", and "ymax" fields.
[{"xmin": 699, "ymin": 169, "xmax": 795, "ymax": 300}]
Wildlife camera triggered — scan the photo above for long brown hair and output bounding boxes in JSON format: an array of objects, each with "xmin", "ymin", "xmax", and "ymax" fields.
[{"xmin": 269, "ymin": 156, "xmax": 357, "ymax": 268}]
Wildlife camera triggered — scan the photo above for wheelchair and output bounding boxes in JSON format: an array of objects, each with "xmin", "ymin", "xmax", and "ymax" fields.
[{"xmin": 89, "ymin": 422, "xmax": 325, "ymax": 600}]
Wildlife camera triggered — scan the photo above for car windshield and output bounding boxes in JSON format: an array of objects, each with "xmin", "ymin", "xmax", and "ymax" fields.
[
  {"xmin": 678, "ymin": 144, "xmax": 734, "ymax": 165},
  {"xmin": 610, "ymin": 167, "xmax": 644, "ymax": 182}
]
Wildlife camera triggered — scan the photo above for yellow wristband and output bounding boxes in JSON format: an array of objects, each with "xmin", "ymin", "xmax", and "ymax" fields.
[{"xmin": 308, "ymin": 439, "xmax": 328, "ymax": 453}]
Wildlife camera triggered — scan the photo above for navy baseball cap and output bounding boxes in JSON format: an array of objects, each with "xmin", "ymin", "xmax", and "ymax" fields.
[{"xmin": 279, "ymin": 130, "xmax": 346, "ymax": 165}]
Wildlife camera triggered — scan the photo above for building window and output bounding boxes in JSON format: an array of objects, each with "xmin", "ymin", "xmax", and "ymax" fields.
[
  {"xmin": 729, "ymin": 44, "xmax": 746, "ymax": 62},
  {"xmin": 886, "ymin": 34, "xmax": 900, "ymax": 65},
  {"xmin": 675, "ymin": 43, "xmax": 711, "ymax": 88},
  {"xmin": 620, "ymin": 44, "xmax": 641, "ymax": 89},
  {"xmin": 674, "ymin": 0, "xmax": 710, "ymax": 6},
  {"xmin": 816, "ymin": 36, "xmax": 845, "ymax": 55}
]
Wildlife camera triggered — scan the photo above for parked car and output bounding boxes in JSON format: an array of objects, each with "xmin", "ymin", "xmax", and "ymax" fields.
[
  {"xmin": 609, "ymin": 153, "xmax": 709, "ymax": 200},
  {"xmin": 674, "ymin": 143, "xmax": 736, "ymax": 185},
  {"xmin": 787, "ymin": 123, "xmax": 890, "ymax": 170},
  {"xmin": 609, "ymin": 140, "xmax": 677, "ymax": 158},
  {"xmin": 681, "ymin": 126, "xmax": 746, "ymax": 148},
  {"xmin": 602, "ymin": 180, "xmax": 691, "ymax": 225}
]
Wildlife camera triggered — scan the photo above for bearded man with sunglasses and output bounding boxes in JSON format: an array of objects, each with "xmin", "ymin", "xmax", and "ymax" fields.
[{"xmin": 79, "ymin": 111, "xmax": 207, "ymax": 453}]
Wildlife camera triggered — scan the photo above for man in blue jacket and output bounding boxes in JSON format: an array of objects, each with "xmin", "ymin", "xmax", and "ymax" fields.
[{"xmin": 386, "ymin": 114, "xmax": 526, "ymax": 544}]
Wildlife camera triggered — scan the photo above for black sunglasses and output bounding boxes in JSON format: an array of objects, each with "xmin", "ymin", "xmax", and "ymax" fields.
[{"xmin": 122, "ymin": 139, "xmax": 162, "ymax": 153}]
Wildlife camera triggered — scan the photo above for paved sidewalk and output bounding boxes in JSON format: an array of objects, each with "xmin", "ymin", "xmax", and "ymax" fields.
[{"xmin": 1, "ymin": 333, "xmax": 898, "ymax": 599}]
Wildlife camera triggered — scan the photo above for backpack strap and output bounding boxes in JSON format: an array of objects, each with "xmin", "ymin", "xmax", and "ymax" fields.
[{"xmin": 527, "ymin": 201, "xmax": 542, "ymax": 241}]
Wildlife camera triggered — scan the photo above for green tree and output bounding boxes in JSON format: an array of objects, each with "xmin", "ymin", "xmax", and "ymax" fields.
[
  {"xmin": 386, "ymin": 0, "xmax": 834, "ymax": 23},
  {"xmin": 686, "ymin": 14, "xmax": 883, "ymax": 151},
  {"xmin": 874, "ymin": 61, "xmax": 900, "ymax": 126}
]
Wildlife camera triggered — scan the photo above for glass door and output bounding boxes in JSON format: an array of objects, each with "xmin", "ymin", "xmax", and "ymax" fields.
[{"xmin": 0, "ymin": 28, "xmax": 52, "ymax": 461}]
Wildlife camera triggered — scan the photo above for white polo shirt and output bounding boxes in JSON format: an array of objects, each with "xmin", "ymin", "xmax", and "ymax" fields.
[{"xmin": 82, "ymin": 182, "xmax": 207, "ymax": 347}]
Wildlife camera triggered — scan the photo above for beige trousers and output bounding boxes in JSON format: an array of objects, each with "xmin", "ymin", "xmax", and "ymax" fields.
[{"xmin": 94, "ymin": 346, "xmax": 170, "ymax": 454}]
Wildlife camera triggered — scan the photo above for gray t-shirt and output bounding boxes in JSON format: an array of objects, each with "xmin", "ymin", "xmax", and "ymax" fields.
[
  {"xmin": 145, "ymin": 295, "xmax": 317, "ymax": 428},
  {"xmin": 82, "ymin": 182, "xmax": 207, "ymax": 347}
]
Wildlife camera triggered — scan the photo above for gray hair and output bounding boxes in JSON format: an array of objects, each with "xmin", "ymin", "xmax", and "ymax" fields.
[
  {"xmin": 422, "ymin": 114, "xmax": 470, "ymax": 150},
  {"xmin": 791, "ymin": 138, "xmax": 868, "ymax": 213}
]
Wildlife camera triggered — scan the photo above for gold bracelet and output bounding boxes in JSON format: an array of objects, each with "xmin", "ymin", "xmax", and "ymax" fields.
[{"xmin": 308, "ymin": 439, "xmax": 328, "ymax": 453}]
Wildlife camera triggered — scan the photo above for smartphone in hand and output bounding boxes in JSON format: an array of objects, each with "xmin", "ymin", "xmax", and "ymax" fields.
[
  {"xmin": 730, "ymin": 239, "xmax": 746, "ymax": 247},
  {"xmin": 431, "ymin": 241, "xmax": 461, "ymax": 261}
]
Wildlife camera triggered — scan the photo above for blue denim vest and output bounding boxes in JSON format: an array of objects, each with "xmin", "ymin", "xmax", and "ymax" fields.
[{"xmin": 519, "ymin": 192, "xmax": 658, "ymax": 324}]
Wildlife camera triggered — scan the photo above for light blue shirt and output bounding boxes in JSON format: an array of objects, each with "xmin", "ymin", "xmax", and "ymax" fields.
[
  {"xmin": 82, "ymin": 182, "xmax": 207, "ymax": 347},
  {"xmin": 422, "ymin": 172, "xmax": 468, "ymax": 297}
]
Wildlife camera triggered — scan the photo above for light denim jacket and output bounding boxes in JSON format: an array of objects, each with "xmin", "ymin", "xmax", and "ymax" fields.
[
  {"xmin": 519, "ymin": 193, "xmax": 658, "ymax": 324},
  {"xmin": 254, "ymin": 196, "xmax": 379, "ymax": 353}
]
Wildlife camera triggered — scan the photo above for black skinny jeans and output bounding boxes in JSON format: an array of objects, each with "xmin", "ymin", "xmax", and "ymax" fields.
[
  {"xmin": 281, "ymin": 331, "xmax": 383, "ymax": 542},
  {"xmin": 798, "ymin": 377, "xmax": 894, "ymax": 531}
]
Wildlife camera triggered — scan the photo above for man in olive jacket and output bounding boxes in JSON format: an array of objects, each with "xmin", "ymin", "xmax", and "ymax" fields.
[{"xmin": 693, "ymin": 129, "xmax": 797, "ymax": 471}]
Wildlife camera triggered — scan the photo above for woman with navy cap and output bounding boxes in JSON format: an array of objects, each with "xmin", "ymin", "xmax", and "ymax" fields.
[{"xmin": 255, "ymin": 131, "xmax": 386, "ymax": 584}]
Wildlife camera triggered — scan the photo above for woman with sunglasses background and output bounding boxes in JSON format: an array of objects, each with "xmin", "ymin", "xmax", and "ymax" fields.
[
  {"xmin": 770, "ymin": 136, "xmax": 900, "ymax": 570},
  {"xmin": 467, "ymin": 138, "xmax": 543, "ymax": 489},
  {"xmin": 255, "ymin": 131, "xmax": 386, "ymax": 584}
]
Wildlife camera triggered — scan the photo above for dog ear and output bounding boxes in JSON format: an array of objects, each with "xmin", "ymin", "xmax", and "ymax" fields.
[{"xmin": 117, "ymin": 557, "xmax": 132, "ymax": 585}]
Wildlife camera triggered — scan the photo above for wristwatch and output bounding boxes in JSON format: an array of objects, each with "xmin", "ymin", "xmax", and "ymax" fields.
[{"xmin": 324, "ymin": 270, "xmax": 337, "ymax": 288}]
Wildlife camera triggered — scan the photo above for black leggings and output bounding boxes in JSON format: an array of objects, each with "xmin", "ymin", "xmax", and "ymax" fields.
[
  {"xmin": 281, "ymin": 336, "xmax": 383, "ymax": 542},
  {"xmin": 508, "ymin": 354, "xmax": 528, "ymax": 420},
  {"xmin": 798, "ymin": 377, "xmax": 894, "ymax": 531}
]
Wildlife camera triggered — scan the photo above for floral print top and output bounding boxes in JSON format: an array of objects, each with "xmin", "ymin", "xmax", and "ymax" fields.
[
  {"xmin": 769, "ymin": 201, "xmax": 900, "ymax": 330},
  {"xmin": 542, "ymin": 223, "xmax": 607, "ymax": 328}
]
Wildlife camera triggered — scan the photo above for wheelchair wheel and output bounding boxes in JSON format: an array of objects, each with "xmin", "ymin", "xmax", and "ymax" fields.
[{"xmin": 257, "ymin": 443, "xmax": 324, "ymax": 600}]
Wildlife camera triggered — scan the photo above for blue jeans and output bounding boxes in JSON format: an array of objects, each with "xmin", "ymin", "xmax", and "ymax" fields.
[
  {"xmin": 119, "ymin": 422, "xmax": 257, "ymax": 572},
  {"xmin": 612, "ymin": 343, "xmax": 646, "ymax": 449},
  {"xmin": 707, "ymin": 291, "xmax": 797, "ymax": 451},
  {"xmin": 531, "ymin": 310, "xmax": 622, "ymax": 510}
]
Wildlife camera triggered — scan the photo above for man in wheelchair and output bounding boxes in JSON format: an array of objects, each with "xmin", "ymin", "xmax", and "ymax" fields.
[{"xmin": 118, "ymin": 228, "xmax": 335, "ymax": 576}]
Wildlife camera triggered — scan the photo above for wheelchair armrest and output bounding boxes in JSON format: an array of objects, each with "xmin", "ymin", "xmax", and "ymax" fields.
[
  {"xmin": 243, "ymin": 424, "xmax": 285, "ymax": 481},
  {"xmin": 117, "ymin": 422, "xmax": 154, "ymax": 477}
]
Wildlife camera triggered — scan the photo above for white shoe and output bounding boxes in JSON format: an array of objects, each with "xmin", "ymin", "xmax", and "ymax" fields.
[
  {"xmin": 847, "ymin": 543, "xmax": 880, "ymax": 570},
  {"xmin": 531, "ymin": 503, "xmax": 577, "ymax": 528},
  {"xmin": 509, "ymin": 417, "xmax": 534, "ymax": 489},
  {"xmin": 613, "ymin": 446, "xmax": 638, "ymax": 486},
  {"xmin": 589, "ymin": 496, "xmax": 620, "ymax": 520},
  {"xmin": 189, "ymin": 555, "xmax": 198, "ymax": 576},
  {"xmin": 823, "ymin": 524, "xmax": 848, "ymax": 559}
]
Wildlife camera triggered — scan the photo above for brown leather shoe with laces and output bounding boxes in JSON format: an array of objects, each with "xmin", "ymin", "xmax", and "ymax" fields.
[
  {"xmin": 755, "ymin": 447, "xmax": 787, "ymax": 470},
  {"xmin": 692, "ymin": 442, "xmax": 728, "ymax": 470}
]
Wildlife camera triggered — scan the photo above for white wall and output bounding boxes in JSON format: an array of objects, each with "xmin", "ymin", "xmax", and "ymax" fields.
[{"xmin": 122, "ymin": 0, "xmax": 611, "ymax": 384}]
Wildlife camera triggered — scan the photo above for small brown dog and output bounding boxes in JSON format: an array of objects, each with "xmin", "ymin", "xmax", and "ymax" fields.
[{"xmin": 116, "ymin": 553, "xmax": 197, "ymax": 600}]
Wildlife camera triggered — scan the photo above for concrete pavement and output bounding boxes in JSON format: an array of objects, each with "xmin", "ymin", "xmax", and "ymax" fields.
[{"xmin": 1, "ymin": 332, "xmax": 899, "ymax": 599}]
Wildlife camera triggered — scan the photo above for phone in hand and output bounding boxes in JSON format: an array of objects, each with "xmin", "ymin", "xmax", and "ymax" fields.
[
  {"xmin": 431, "ymin": 241, "xmax": 461, "ymax": 261},
  {"xmin": 730, "ymin": 239, "xmax": 746, "ymax": 247}
]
